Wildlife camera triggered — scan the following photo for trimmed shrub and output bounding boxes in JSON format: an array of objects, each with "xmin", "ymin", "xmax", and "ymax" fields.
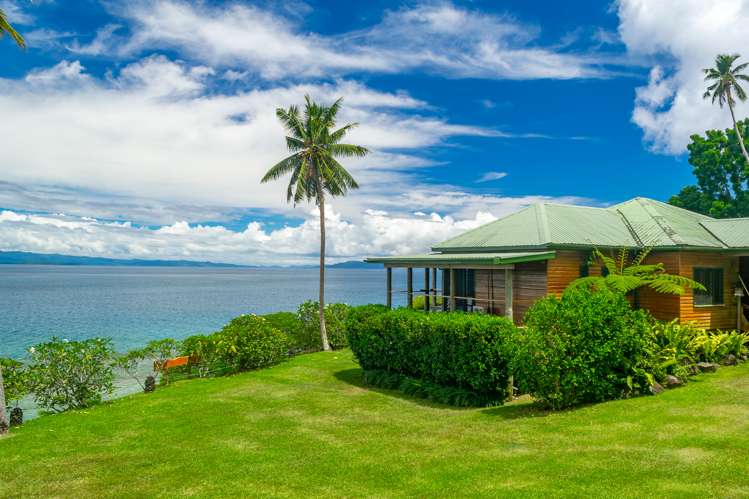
[
  {"xmin": 216, "ymin": 315, "xmax": 289, "ymax": 372},
  {"xmin": 298, "ymin": 301, "xmax": 351, "ymax": 350},
  {"xmin": 515, "ymin": 288, "xmax": 652, "ymax": 409},
  {"xmin": 27, "ymin": 337, "xmax": 116, "ymax": 413},
  {"xmin": 347, "ymin": 308, "xmax": 517, "ymax": 405},
  {"xmin": 262, "ymin": 312, "xmax": 312, "ymax": 353}
]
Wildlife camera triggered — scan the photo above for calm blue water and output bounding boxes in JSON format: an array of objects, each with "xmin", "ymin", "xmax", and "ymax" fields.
[{"xmin": 0, "ymin": 265, "xmax": 410, "ymax": 359}]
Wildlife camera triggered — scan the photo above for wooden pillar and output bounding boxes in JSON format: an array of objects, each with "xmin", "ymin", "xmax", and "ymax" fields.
[
  {"xmin": 407, "ymin": 267, "xmax": 413, "ymax": 309},
  {"xmin": 449, "ymin": 268, "xmax": 456, "ymax": 312},
  {"xmin": 424, "ymin": 268, "xmax": 430, "ymax": 312},
  {"xmin": 431, "ymin": 268, "xmax": 438, "ymax": 306},
  {"xmin": 386, "ymin": 267, "xmax": 392, "ymax": 309},
  {"xmin": 504, "ymin": 268, "xmax": 514, "ymax": 322}
]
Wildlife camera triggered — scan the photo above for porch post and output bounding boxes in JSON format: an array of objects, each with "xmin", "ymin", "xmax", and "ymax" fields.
[
  {"xmin": 424, "ymin": 268, "xmax": 430, "ymax": 312},
  {"xmin": 386, "ymin": 267, "xmax": 392, "ymax": 309},
  {"xmin": 407, "ymin": 267, "xmax": 413, "ymax": 308},
  {"xmin": 504, "ymin": 268, "xmax": 514, "ymax": 322},
  {"xmin": 431, "ymin": 268, "xmax": 438, "ymax": 306},
  {"xmin": 449, "ymin": 268, "xmax": 456, "ymax": 312}
]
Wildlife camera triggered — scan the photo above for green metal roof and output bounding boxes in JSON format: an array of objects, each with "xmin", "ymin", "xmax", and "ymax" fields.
[
  {"xmin": 431, "ymin": 197, "xmax": 749, "ymax": 252},
  {"xmin": 365, "ymin": 251, "xmax": 557, "ymax": 266},
  {"xmin": 701, "ymin": 218, "xmax": 749, "ymax": 248}
]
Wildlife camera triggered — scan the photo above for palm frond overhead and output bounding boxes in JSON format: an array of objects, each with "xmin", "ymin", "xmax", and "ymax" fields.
[{"xmin": 0, "ymin": 8, "xmax": 24, "ymax": 48}]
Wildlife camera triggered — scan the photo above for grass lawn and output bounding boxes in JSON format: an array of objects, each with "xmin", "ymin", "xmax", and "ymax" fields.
[{"xmin": 1, "ymin": 351, "xmax": 749, "ymax": 498}]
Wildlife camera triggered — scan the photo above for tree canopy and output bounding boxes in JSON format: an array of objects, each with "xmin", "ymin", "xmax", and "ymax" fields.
[{"xmin": 668, "ymin": 119, "xmax": 749, "ymax": 218}]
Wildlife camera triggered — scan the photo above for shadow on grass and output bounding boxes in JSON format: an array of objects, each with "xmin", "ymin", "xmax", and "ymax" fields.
[{"xmin": 334, "ymin": 368, "xmax": 552, "ymax": 419}]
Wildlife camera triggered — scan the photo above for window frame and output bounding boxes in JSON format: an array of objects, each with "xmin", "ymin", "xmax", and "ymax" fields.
[{"xmin": 693, "ymin": 267, "xmax": 725, "ymax": 307}]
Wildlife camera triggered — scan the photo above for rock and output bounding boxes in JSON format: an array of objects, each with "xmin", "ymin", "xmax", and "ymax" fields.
[
  {"xmin": 144, "ymin": 375, "xmax": 156, "ymax": 393},
  {"xmin": 687, "ymin": 364, "xmax": 701, "ymax": 376},
  {"xmin": 9, "ymin": 407, "xmax": 23, "ymax": 427},
  {"xmin": 650, "ymin": 382, "xmax": 665, "ymax": 395},
  {"xmin": 662, "ymin": 375, "xmax": 683, "ymax": 388},
  {"xmin": 722, "ymin": 354, "xmax": 738, "ymax": 366},
  {"xmin": 696, "ymin": 362, "xmax": 719, "ymax": 373}
]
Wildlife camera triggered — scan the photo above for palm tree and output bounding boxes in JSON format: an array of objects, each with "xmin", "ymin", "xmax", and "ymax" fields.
[
  {"xmin": 568, "ymin": 248, "xmax": 705, "ymax": 296},
  {"xmin": 0, "ymin": 8, "xmax": 23, "ymax": 435},
  {"xmin": 703, "ymin": 54, "xmax": 749, "ymax": 165},
  {"xmin": 262, "ymin": 96, "xmax": 368, "ymax": 351},
  {"xmin": 0, "ymin": 8, "xmax": 25, "ymax": 48}
]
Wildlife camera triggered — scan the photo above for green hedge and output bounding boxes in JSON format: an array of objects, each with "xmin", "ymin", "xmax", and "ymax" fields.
[
  {"xmin": 215, "ymin": 315, "xmax": 289, "ymax": 372},
  {"xmin": 515, "ymin": 288, "xmax": 652, "ymax": 409},
  {"xmin": 347, "ymin": 308, "xmax": 517, "ymax": 405}
]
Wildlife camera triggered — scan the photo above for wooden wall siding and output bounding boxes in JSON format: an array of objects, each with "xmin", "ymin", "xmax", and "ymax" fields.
[
  {"xmin": 474, "ymin": 262, "xmax": 547, "ymax": 324},
  {"xmin": 637, "ymin": 251, "xmax": 680, "ymax": 322},
  {"xmin": 678, "ymin": 252, "xmax": 738, "ymax": 329},
  {"xmin": 547, "ymin": 251, "xmax": 592, "ymax": 297}
]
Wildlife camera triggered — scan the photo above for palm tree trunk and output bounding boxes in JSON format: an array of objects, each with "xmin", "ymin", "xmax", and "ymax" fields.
[
  {"xmin": 318, "ymin": 197, "xmax": 331, "ymax": 351},
  {"xmin": 728, "ymin": 97, "xmax": 749, "ymax": 165},
  {"xmin": 0, "ymin": 366, "xmax": 8, "ymax": 434}
]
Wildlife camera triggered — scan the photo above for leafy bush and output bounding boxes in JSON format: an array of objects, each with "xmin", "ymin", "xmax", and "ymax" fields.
[
  {"xmin": 180, "ymin": 334, "xmax": 222, "ymax": 377},
  {"xmin": 216, "ymin": 315, "xmax": 289, "ymax": 372},
  {"xmin": 515, "ymin": 288, "xmax": 652, "ymax": 409},
  {"xmin": 0, "ymin": 357, "xmax": 29, "ymax": 407},
  {"xmin": 263, "ymin": 312, "xmax": 312, "ymax": 353},
  {"xmin": 347, "ymin": 308, "xmax": 517, "ymax": 405},
  {"xmin": 298, "ymin": 301, "xmax": 351, "ymax": 350},
  {"xmin": 412, "ymin": 295, "xmax": 443, "ymax": 310},
  {"xmin": 27, "ymin": 338, "xmax": 115, "ymax": 413}
]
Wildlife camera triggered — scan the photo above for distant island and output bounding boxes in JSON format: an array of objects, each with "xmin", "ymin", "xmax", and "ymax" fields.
[{"xmin": 0, "ymin": 251, "xmax": 369, "ymax": 269}]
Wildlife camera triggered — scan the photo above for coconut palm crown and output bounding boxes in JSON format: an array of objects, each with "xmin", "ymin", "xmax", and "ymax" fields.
[
  {"xmin": 703, "ymin": 54, "xmax": 749, "ymax": 165},
  {"xmin": 262, "ymin": 95, "xmax": 368, "ymax": 350}
]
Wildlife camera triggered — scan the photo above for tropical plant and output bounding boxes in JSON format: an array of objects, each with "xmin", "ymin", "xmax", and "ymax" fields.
[
  {"xmin": 26, "ymin": 338, "xmax": 116, "ymax": 413},
  {"xmin": 297, "ymin": 300, "xmax": 350, "ymax": 350},
  {"xmin": 703, "ymin": 54, "xmax": 749, "ymax": 165},
  {"xmin": 262, "ymin": 96, "xmax": 369, "ymax": 350},
  {"xmin": 0, "ymin": 8, "xmax": 24, "ymax": 48},
  {"xmin": 215, "ymin": 315, "xmax": 289, "ymax": 372},
  {"xmin": 180, "ymin": 334, "xmax": 222, "ymax": 378},
  {"xmin": 568, "ymin": 247, "xmax": 706, "ymax": 295}
]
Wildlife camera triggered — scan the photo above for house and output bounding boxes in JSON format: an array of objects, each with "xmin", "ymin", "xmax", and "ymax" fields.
[{"xmin": 366, "ymin": 197, "xmax": 749, "ymax": 331}]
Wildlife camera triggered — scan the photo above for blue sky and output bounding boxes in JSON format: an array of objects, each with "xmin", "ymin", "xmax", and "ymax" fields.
[{"xmin": 0, "ymin": 0, "xmax": 747, "ymax": 264}]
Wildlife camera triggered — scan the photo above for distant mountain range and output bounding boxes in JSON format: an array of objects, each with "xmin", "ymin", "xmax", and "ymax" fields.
[{"xmin": 0, "ymin": 251, "xmax": 371, "ymax": 269}]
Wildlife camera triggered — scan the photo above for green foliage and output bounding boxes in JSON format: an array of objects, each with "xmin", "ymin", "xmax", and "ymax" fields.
[
  {"xmin": 0, "ymin": 8, "xmax": 25, "ymax": 48},
  {"xmin": 26, "ymin": 338, "xmax": 115, "ymax": 413},
  {"xmin": 515, "ymin": 288, "xmax": 653, "ymax": 409},
  {"xmin": 412, "ymin": 295, "xmax": 444, "ymax": 309},
  {"xmin": 180, "ymin": 334, "xmax": 222, "ymax": 378},
  {"xmin": 216, "ymin": 315, "xmax": 289, "ymax": 372},
  {"xmin": 0, "ymin": 357, "xmax": 29, "ymax": 405},
  {"xmin": 568, "ymin": 247, "xmax": 705, "ymax": 295},
  {"xmin": 261, "ymin": 96, "xmax": 368, "ymax": 204},
  {"xmin": 297, "ymin": 301, "xmax": 351, "ymax": 350},
  {"xmin": 669, "ymin": 119, "xmax": 749, "ymax": 217},
  {"xmin": 347, "ymin": 308, "xmax": 517, "ymax": 405}
]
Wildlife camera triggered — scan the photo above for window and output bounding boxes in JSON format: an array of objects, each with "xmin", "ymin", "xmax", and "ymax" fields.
[{"xmin": 693, "ymin": 268, "xmax": 724, "ymax": 306}]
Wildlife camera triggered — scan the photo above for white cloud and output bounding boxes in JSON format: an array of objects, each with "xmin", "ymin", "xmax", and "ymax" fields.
[
  {"xmin": 102, "ymin": 0, "xmax": 615, "ymax": 81},
  {"xmin": 617, "ymin": 0, "xmax": 749, "ymax": 154},
  {"xmin": 0, "ymin": 191, "xmax": 589, "ymax": 265},
  {"xmin": 476, "ymin": 171, "xmax": 508, "ymax": 182},
  {"xmin": 67, "ymin": 24, "xmax": 122, "ymax": 55},
  {"xmin": 0, "ymin": 57, "xmax": 509, "ymax": 223},
  {"xmin": 0, "ymin": 207, "xmax": 494, "ymax": 265}
]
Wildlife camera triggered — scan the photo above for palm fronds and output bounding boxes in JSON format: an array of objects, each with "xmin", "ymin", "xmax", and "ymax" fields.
[
  {"xmin": 569, "ymin": 247, "xmax": 706, "ymax": 296},
  {"xmin": 0, "ymin": 8, "xmax": 24, "ymax": 48}
]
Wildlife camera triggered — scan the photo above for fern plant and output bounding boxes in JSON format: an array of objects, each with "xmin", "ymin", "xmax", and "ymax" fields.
[{"xmin": 568, "ymin": 247, "xmax": 706, "ymax": 296}]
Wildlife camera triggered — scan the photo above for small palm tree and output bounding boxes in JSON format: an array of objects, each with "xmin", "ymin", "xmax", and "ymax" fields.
[
  {"xmin": 262, "ymin": 96, "xmax": 368, "ymax": 351},
  {"xmin": 0, "ymin": 8, "xmax": 25, "ymax": 48},
  {"xmin": 568, "ymin": 248, "xmax": 706, "ymax": 296},
  {"xmin": 703, "ymin": 54, "xmax": 749, "ymax": 165}
]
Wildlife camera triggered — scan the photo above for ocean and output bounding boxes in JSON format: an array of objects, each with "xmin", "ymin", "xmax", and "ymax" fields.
[{"xmin": 0, "ymin": 265, "xmax": 412, "ymax": 359}]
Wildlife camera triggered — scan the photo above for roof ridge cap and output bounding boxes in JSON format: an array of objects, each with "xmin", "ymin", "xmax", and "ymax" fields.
[
  {"xmin": 637, "ymin": 197, "xmax": 685, "ymax": 246},
  {"xmin": 615, "ymin": 208, "xmax": 643, "ymax": 247},
  {"xmin": 535, "ymin": 203, "xmax": 550, "ymax": 244},
  {"xmin": 698, "ymin": 221, "xmax": 729, "ymax": 248}
]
